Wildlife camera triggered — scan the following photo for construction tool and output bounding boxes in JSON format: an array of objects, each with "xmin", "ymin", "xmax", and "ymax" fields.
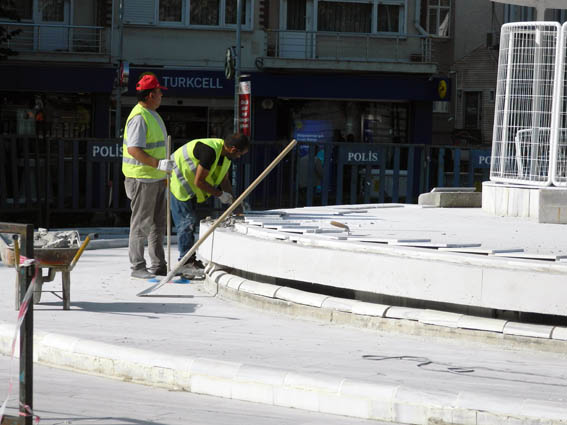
[
  {"xmin": 137, "ymin": 139, "xmax": 297, "ymax": 297},
  {"xmin": 330, "ymin": 220, "xmax": 350, "ymax": 235}
]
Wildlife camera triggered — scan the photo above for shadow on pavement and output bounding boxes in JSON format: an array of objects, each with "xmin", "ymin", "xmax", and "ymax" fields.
[{"xmin": 40, "ymin": 301, "xmax": 200, "ymax": 314}]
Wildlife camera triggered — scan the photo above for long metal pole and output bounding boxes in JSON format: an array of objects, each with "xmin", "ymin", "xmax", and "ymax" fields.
[
  {"xmin": 166, "ymin": 135, "xmax": 172, "ymax": 273},
  {"xmin": 137, "ymin": 139, "xmax": 297, "ymax": 297},
  {"xmin": 20, "ymin": 224, "xmax": 34, "ymax": 425},
  {"xmin": 233, "ymin": 0, "xmax": 242, "ymax": 133},
  {"xmin": 115, "ymin": 0, "xmax": 124, "ymax": 138}
]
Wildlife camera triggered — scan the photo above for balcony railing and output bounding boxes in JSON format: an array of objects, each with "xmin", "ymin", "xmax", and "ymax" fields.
[
  {"xmin": 265, "ymin": 30, "xmax": 432, "ymax": 63},
  {"xmin": 1, "ymin": 22, "xmax": 107, "ymax": 54}
]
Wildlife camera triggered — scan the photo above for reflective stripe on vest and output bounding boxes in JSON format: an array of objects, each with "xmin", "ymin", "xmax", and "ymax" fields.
[
  {"xmin": 170, "ymin": 139, "xmax": 231, "ymax": 203},
  {"xmin": 172, "ymin": 154, "xmax": 197, "ymax": 197},
  {"xmin": 122, "ymin": 104, "xmax": 167, "ymax": 179}
]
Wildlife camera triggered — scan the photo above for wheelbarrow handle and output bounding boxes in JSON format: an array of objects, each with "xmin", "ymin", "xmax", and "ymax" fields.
[
  {"xmin": 69, "ymin": 233, "xmax": 98, "ymax": 271},
  {"xmin": 12, "ymin": 234, "xmax": 20, "ymax": 271}
]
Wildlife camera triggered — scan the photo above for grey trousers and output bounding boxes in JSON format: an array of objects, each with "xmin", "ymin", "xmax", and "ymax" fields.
[{"xmin": 124, "ymin": 178, "xmax": 167, "ymax": 271}]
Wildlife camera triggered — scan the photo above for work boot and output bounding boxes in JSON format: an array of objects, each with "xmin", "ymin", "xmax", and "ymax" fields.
[
  {"xmin": 151, "ymin": 266, "xmax": 168, "ymax": 276},
  {"xmin": 131, "ymin": 268, "xmax": 155, "ymax": 279},
  {"xmin": 190, "ymin": 258, "xmax": 205, "ymax": 269}
]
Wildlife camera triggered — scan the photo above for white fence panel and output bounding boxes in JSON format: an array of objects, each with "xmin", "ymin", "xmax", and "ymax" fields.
[
  {"xmin": 490, "ymin": 22, "xmax": 560, "ymax": 186},
  {"xmin": 551, "ymin": 22, "xmax": 567, "ymax": 186}
]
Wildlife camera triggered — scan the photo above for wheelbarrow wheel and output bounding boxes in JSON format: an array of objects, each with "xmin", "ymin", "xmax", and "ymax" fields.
[{"xmin": 33, "ymin": 272, "xmax": 43, "ymax": 304}]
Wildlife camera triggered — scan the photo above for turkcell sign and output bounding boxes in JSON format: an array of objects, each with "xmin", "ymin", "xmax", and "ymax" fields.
[
  {"xmin": 88, "ymin": 141, "xmax": 122, "ymax": 161},
  {"xmin": 162, "ymin": 76, "xmax": 223, "ymax": 89},
  {"xmin": 470, "ymin": 149, "xmax": 491, "ymax": 169},
  {"xmin": 130, "ymin": 70, "xmax": 232, "ymax": 96},
  {"xmin": 340, "ymin": 145, "xmax": 380, "ymax": 164}
]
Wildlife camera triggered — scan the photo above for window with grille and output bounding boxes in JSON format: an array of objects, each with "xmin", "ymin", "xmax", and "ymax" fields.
[
  {"xmin": 504, "ymin": 5, "xmax": 534, "ymax": 23},
  {"xmin": 377, "ymin": 3, "xmax": 404, "ymax": 33},
  {"xmin": 225, "ymin": 0, "xmax": 247, "ymax": 24},
  {"xmin": 160, "ymin": 0, "xmax": 184, "ymax": 22},
  {"xmin": 317, "ymin": 1, "xmax": 372, "ymax": 33},
  {"xmin": 425, "ymin": 0, "xmax": 450, "ymax": 37},
  {"xmin": 464, "ymin": 91, "xmax": 481, "ymax": 129}
]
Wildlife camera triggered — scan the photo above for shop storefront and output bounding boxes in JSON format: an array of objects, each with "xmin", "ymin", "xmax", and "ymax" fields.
[
  {"xmin": 121, "ymin": 69, "xmax": 447, "ymax": 146},
  {"xmin": 119, "ymin": 68, "xmax": 235, "ymax": 143},
  {"xmin": 0, "ymin": 64, "xmax": 115, "ymax": 138}
]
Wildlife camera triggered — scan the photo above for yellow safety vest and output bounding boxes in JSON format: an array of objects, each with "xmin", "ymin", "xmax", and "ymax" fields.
[
  {"xmin": 170, "ymin": 138, "xmax": 232, "ymax": 203},
  {"xmin": 122, "ymin": 104, "xmax": 167, "ymax": 179}
]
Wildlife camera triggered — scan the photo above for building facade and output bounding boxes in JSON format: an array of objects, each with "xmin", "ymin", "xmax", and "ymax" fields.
[{"xmin": 0, "ymin": 0, "xmax": 114, "ymax": 139}]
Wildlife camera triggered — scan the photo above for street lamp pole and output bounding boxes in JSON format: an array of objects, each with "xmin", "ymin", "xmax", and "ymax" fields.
[
  {"xmin": 233, "ymin": 0, "xmax": 242, "ymax": 133},
  {"xmin": 115, "ymin": 0, "xmax": 124, "ymax": 138}
]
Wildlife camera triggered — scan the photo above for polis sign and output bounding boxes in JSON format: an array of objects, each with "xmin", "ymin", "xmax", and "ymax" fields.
[
  {"xmin": 339, "ymin": 145, "xmax": 381, "ymax": 164},
  {"xmin": 88, "ymin": 141, "xmax": 123, "ymax": 161},
  {"xmin": 470, "ymin": 149, "xmax": 492, "ymax": 169}
]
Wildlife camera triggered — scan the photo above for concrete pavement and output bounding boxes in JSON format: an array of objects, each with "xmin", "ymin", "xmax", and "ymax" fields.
[
  {"xmin": 0, "ymin": 357, "xmax": 388, "ymax": 425},
  {"xmin": 1, "ymin": 244, "xmax": 567, "ymax": 424}
]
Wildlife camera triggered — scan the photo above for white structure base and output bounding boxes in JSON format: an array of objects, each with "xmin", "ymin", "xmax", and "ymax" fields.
[
  {"xmin": 197, "ymin": 206, "xmax": 567, "ymax": 317},
  {"xmin": 482, "ymin": 182, "xmax": 567, "ymax": 224}
]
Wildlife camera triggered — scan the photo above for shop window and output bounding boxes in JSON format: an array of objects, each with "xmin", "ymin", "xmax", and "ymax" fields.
[
  {"xmin": 153, "ymin": 0, "xmax": 252, "ymax": 27},
  {"xmin": 284, "ymin": 99, "xmax": 408, "ymax": 145},
  {"xmin": 160, "ymin": 0, "xmax": 184, "ymax": 23},
  {"xmin": 424, "ymin": 0, "xmax": 450, "ymax": 37},
  {"xmin": 464, "ymin": 91, "xmax": 481, "ymax": 129},
  {"xmin": 433, "ymin": 101, "xmax": 449, "ymax": 113},
  {"xmin": 0, "ymin": 92, "xmax": 92, "ymax": 138},
  {"xmin": 1, "ymin": 0, "xmax": 33, "ymax": 20},
  {"xmin": 190, "ymin": 0, "xmax": 219, "ymax": 25},
  {"xmin": 548, "ymin": 9, "xmax": 567, "ymax": 24},
  {"xmin": 317, "ymin": 1, "xmax": 371, "ymax": 33},
  {"xmin": 39, "ymin": 0, "xmax": 67, "ymax": 21},
  {"xmin": 504, "ymin": 5, "xmax": 534, "ymax": 23},
  {"xmin": 377, "ymin": 2, "xmax": 404, "ymax": 33},
  {"xmin": 286, "ymin": 0, "xmax": 307, "ymax": 30},
  {"xmin": 225, "ymin": 0, "xmax": 247, "ymax": 25},
  {"xmin": 208, "ymin": 109, "xmax": 234, "ymax": 138}
]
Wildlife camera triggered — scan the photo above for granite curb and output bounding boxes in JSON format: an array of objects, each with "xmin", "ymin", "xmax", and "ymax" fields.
[
  {"xmin": 204, "ymin": 267, "xmax": 567, "ymax": 355},
  {"xmin": 1, "ymin": 323, "xmax": 566, "ymax": 424}
]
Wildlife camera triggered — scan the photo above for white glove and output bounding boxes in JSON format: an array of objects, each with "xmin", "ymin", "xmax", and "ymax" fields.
[
  {"xmin": 157, "ymin": 159, "xmax": 174, "ymax": 172},
  {"xmin": 218, "ymin": 191, "xmax": 233, "ymax": 204}
]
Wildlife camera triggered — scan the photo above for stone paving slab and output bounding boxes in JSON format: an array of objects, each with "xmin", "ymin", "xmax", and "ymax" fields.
[{"xmin": 1, "ymin": 244, "xmax": 567, "ymax": 423}]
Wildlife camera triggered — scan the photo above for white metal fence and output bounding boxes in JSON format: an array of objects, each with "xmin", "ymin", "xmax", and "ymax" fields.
[
  {"xmin": 264, "ymin": 30, "xmax": 431, "ymax": 63},
  {"xmin": 490, "ymin": 22, "xmax": 560, "ymax": 186},
  {"xmin": 552, "ymin": 23, "xmax": 567, "ymax": 186},
  {"xmin": 1, "ymin": 22, "xmax": 106, "ymax": 54}
]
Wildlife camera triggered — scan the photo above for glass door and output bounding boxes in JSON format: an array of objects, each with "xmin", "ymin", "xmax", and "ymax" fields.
[
  {"xmin": 36, "ymin": 0, "xmax": 70, "ymax": 51},
  {"xmin": 279, "ymin": 0, "xmax": 314, "ymax": 58}
]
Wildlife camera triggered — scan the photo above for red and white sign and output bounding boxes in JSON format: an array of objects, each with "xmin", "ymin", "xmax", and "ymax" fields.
[{"xmin": 238, "ymin": 81, "xmax": 251, "ymax": 136}]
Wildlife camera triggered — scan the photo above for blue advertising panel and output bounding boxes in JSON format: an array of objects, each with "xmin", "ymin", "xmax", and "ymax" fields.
[{"xmin": 294, "ymin": 120, "xmax": 333, "ymax": 156}]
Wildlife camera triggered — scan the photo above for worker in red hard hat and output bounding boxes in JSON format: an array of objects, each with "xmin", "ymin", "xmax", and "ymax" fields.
[{"xmin": 122, "ymin": 73, "xmax": 173, "ymax": 280}]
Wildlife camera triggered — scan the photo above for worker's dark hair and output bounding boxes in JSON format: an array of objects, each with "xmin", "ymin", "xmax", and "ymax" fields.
[
  {"xmin": 225, "ymin": 133, "xmax": 250, "ymax": 151},
  {"xmin": 137, "ymin": 89, "xmax": 152, "ymax": 102}
]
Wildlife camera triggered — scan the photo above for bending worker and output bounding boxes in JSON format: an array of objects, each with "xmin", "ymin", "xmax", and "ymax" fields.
[
  {"xmin": 170, "ymin": 133, "xmax": 250, "ymax": 268},
  {"xmin": 122, "ymin": 73, "xmax": 174, "ymax": 279}
]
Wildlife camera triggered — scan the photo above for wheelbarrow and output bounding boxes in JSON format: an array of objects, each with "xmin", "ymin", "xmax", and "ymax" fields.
[{"xmin": 3, "ymin": 231, "xmax": 96, "ymax": 310}]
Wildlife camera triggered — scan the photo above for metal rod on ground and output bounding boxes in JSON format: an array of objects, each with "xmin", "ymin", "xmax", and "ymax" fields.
[
  {"xmin": 166, "ymin": 135, "xmax": 172, "ymax": 273},
  {"xmin": 137, "ymin": 139, "xmax": 297, "ymax": 297},
  {"xmin": 21, "ymin": 224, "xmax": 34, "ymax": 425}
]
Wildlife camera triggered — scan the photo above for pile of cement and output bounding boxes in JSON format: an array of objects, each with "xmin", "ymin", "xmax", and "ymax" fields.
[{"xmin": 32, "ymin": 229, "xmax": 80, "ymax": 249}]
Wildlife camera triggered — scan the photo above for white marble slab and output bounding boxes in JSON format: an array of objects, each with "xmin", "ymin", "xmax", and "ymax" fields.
[
  {"xmin": 438, "ymin": 247, "xmax": 525, "ymax": 255},
  {"xmin": 493, "ymin": 252, "xmax": 567, "ymax": 261},
  {"xmin": 347, "ymin": 236, "xmax": 431, "ymax": 244},
  {"xmin": 389, "ymin": 242, "xmax": 482, "ymax": 249}
]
